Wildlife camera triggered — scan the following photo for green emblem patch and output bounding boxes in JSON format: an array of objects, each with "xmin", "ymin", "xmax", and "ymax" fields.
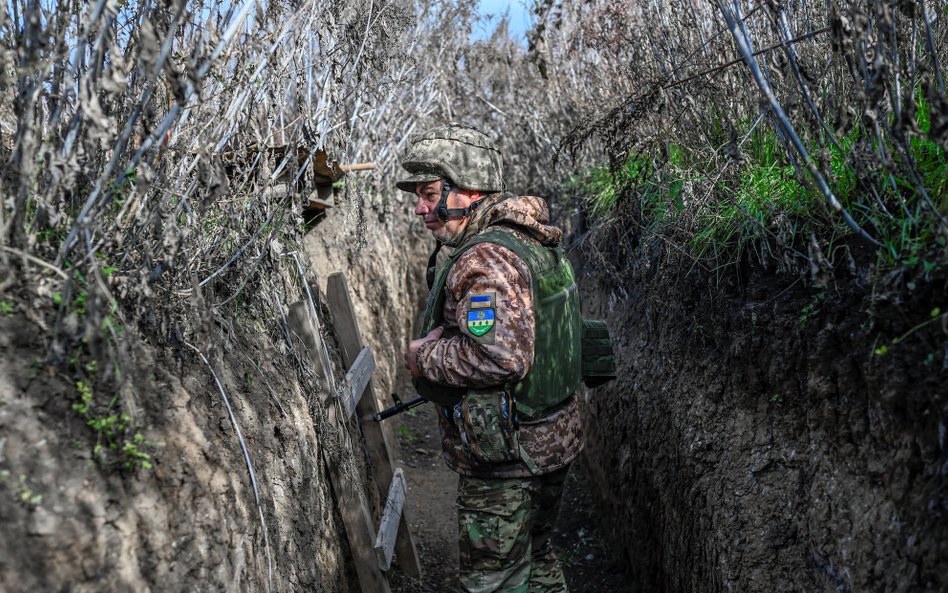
[{"xmin": 467, "ymin": 293, "xmax": 495, "ymax": 337}]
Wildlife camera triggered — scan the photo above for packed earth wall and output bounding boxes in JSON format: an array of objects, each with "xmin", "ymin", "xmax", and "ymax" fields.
[
  {"xmin": 575, "ymin": 229, "xmax": 948, "ymax": 593},
  {"xmin": 0, "ymin": 189, "xmax": 431, "ymax": 593},
  {"xmin": 0, "ymin": 315, "xmax": 354, "ymax": 593}
]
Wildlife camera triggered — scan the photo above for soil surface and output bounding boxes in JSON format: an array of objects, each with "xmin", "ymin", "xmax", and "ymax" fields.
[{"xmin": 0, "ymin": 306, "xmax": 354, "ymax": 593}]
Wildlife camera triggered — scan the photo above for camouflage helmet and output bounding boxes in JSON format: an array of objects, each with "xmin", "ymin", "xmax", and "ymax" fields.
[{"xmin": 396, "ymin": 122, "xmax": 504, "ymax": 193}]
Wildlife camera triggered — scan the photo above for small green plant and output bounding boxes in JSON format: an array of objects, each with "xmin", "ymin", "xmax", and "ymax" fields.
[
  {"xmin": 872, "ymin": 307, "xmax": 945, "ymax": 359},
  {"xmin": 558, "ymin": 548, "xmax": 584, "ymax": 568},
  {"xmin": 396, "ymin": 425, "xmax": 418, "ymax": 444},
  {"xmin": 2, "ymin": 473, "xmax": 43, "ymax": 507},
  {"xmin": 71, "ymin": 379, "xmax": 154, "ymax": 471},
  {"xmin": 0, "ymin": 301, "xmax": 13, "ymax": 316},
  {"xmin": 798, "ymin": 291, "xmax": 826, "ymax": 328}
]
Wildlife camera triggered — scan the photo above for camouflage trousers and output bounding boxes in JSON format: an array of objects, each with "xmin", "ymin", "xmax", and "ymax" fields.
[{"xmin": 457, "ymin": 467, "xmax": 569, "ymax": 593}]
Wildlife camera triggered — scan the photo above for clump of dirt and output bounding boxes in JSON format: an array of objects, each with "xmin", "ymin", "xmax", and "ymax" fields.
[{"xmin": 575, "ymin": 232, "xmax": 947, "ymax": 593}]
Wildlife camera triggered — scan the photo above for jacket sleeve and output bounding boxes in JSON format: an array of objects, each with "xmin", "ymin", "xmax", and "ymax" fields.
[{"xmin": 415, "ymin": 243, "xmax": 534, "ymax": 388}]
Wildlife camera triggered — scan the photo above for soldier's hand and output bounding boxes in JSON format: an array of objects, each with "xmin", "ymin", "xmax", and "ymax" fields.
[{"xmin": 405, "ymin": 326, "xmax": 444, "ymax": 378}]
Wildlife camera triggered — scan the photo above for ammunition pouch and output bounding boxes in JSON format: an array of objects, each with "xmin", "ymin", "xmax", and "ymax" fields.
[
  {"xmin": 581, "ymin": 319, "xmax": 616, "ymax": 388},
  {"xmin": 451, "ymin": 388, "xmax": 539, "ymax": 473}
]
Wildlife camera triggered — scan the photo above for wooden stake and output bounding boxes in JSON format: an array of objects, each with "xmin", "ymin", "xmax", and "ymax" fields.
[
  {"xmin": 374, "ymin": 468, "xmax": 408, "ymax": 570},
  {"xmin": 327, "ymin": 271, "xmax": 423, "ymax": 578},
  {"xmin": 288, "ymin": 295, "xmax": 391, "ymax": 593}
]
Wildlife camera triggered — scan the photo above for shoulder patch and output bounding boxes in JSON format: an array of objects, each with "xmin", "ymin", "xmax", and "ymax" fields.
[{"xmin": 466, "ymin": 293, "xmax": 496, "ymax": 337}]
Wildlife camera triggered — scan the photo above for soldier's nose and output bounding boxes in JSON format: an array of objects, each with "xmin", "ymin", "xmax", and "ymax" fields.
[{"xmin": 414, "ymin": 199, "xmax": 429, "ymax": 215}]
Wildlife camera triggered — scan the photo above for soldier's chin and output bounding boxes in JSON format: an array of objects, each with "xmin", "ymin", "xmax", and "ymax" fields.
[{"xmin": 432, "ymin": 227, "xmax": 457, "ymax": 242}]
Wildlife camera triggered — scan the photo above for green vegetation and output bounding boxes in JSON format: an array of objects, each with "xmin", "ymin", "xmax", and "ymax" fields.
[
  {"xmin": 396, "ymin": 425, "xmax": 419, "ymax": 444},
  {"xmin": 797, "ymin": 291, "xmax": 826, "ymax": 328},
  {"xmin": 51, "ymin": 264, "xmax": 154, "ymax": 472},
  {"xmin": 71, "ymin": 380, "xmax": 155, "ymax": 471},
  {"xmin": 0, "ymin": 471, "xmax": 44, "ymax": 507},
  {"xmin": 576, "ymin": 92, "xmax": 946, "ymax": 274},
  {"xmin": 873, "ymin": 307, "xmax": 946, "ymax": 358}
]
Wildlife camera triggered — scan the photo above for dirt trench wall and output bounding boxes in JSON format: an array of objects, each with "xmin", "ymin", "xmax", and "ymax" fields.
[
  {"xmin": 0, "ymin": 186, "xmax": 430, "ymax": 593},
  {"xmin": 0, "ymin": 315, "xmax": 351, "ymax": 593},
  {"xmin": 577, "ymin": 238, "xmax": 947, "ymax": 593}
]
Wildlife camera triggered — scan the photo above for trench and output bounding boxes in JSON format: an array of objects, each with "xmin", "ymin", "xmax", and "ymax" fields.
[
  {"xmin": 1, "ymin": 190, "xmax": 944, "ymax": 593},
  {"xmin": 1, "ymin": 0, "xmax": 945, "ymax": 587}
]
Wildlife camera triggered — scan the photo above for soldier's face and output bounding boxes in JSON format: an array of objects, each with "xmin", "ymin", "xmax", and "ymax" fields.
[{"xmin": 414, "ymin": 180, "xmax": 469, "ymax": 242}]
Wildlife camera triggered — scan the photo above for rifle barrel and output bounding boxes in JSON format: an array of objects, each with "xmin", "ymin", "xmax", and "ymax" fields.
[{"xmin": 373, "ymin": 395, "xmax": 427, "ymax": 422}]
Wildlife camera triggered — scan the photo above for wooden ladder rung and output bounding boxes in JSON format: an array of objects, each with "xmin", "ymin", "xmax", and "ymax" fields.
[
  {"xmin": 374, "ymin": 468, "xmax": 408, "ymax": 571},
  {"xmin": 336, "ymin": 347, "xmax": 375, "ymax": 418}
]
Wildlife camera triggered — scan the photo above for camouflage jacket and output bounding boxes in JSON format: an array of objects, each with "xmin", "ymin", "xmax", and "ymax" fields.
[{"xmin": 415, "ymin": 193, "xmax": 583, "ymax": 478}]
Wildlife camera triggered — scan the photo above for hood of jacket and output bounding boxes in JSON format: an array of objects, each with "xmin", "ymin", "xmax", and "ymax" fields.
[{"xmin": 455, "ymin": 192, "xmax": 563, "ymax": 247}]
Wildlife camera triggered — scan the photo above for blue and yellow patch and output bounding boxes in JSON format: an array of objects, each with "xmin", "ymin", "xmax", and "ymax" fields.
[{"xmin": 466, "ymin": 293, "xmax": 495, "ymax": 337}]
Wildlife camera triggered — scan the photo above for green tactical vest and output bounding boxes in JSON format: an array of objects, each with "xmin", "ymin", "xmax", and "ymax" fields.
[{"xmin": 414, "ymin": 226, "xmax": 584, "ymax": 420}]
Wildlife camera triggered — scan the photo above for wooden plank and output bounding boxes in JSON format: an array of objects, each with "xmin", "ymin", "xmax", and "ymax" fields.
[
  {"xmin": 324, "ymin": 453, "xmax": 392, "ymax": 593},
  {"xmin": 374, "ymin": 468, "xmax": 407, "ymax": 571},
  {"xmin": 288, "ymin": 298, "xmax": 390, "ymax": 592},
  {"xmin": 327, "ymin": 271, "xmax": 423, "ymax": 578},
  {"xmin": 338, "ymin": 161, "xmax": 376, "ymax": 172},
  {"xmin": 336, "ymin": 347, "xmax": 375, "ymax": 418}
]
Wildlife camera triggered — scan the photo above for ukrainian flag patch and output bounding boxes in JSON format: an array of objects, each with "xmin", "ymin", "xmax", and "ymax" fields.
[{"xmin": 467, "ymin": 293, "xmax": 495, "ymax": 336}]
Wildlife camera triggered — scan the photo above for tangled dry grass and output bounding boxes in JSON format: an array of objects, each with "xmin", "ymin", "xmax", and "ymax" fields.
[
  {"xmin": 534, "ymin": 0, "xmax": 947, "ymax": 275},
  {"xmin": 0, "ymin": 0, "xmax": 492, "ymax": 468}
]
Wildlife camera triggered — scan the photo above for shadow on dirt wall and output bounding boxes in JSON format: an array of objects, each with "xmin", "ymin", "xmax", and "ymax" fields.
[{"xmin": 572, "ymin": 223, "xmax": 947, "ymax": 593}]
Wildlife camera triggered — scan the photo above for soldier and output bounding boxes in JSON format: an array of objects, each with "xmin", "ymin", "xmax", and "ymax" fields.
[{"xmin": 397, "ymin": 122, "xmax": 584, "ymax": 593}]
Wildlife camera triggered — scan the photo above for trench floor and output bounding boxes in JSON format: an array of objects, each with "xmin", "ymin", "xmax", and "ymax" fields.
[{"xmin": 386, "ymin": 403, "xmax": 631, "ymax": 593}]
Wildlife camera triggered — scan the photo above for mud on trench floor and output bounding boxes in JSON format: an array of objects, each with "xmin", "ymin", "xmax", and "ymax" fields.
[{"xmin": 385, "ymin": 402, "xmax": 631, "ymax": 593}]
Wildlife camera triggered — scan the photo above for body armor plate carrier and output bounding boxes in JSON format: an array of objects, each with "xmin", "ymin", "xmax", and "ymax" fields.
[{"xmin": 414, "ymin": 226, "xmax": 583, "ymax": 420}]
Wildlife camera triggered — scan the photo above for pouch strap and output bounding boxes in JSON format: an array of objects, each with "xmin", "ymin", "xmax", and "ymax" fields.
[
  {"xmin": 425, "ymin": 240, "xmax": 443, "ymax": 290},
  {"xmin": 519, "ymin": 446, "xmax": 540, "ymax": 475}
]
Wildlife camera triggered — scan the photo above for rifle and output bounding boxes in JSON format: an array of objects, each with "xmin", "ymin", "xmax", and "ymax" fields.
[{"xmin": 373, "ymin": 393, "xmax": 427, "ymax": 422}]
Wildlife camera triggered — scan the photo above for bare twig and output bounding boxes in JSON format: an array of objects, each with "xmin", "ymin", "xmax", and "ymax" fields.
[
  {"xmin": 719, "ymin": 0, "xmax": 881, "ymax": 247},
  {"xmin": 0, "ymin": 246, "xmax": 69, "ymax": 280}
]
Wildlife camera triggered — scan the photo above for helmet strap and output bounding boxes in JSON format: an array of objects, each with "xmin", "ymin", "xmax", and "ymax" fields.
[{"xmin": 435, "ymin": 179, "xmax": 477, "ymax": 221}]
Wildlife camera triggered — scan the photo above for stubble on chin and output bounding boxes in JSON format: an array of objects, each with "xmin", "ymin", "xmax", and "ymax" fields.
[{"xmin": 432, "ymin": 219, "xmax": 468, "ymax": 243}]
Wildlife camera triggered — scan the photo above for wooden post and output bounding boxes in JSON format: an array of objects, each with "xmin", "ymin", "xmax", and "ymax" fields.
[
  {"xmin": 288, "ymin": 296, "xmax": 391, "ymax": 593},
  {"xmin": 287, "ymin": 301, "xmax": 329, "ymax": 390},
  {"xmin": 325, "ymin": 462, "xmax": 392, "ymax": 593},
  {"xmin": 327, "ymin": 272, "xmax": 423, "ymax": 578}
]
